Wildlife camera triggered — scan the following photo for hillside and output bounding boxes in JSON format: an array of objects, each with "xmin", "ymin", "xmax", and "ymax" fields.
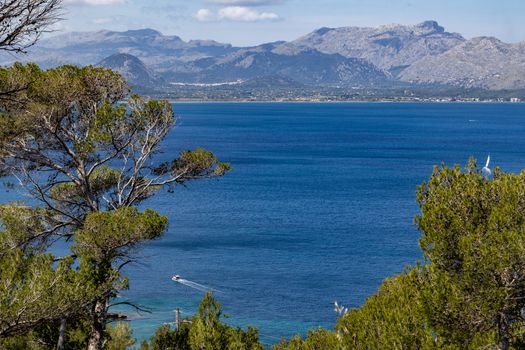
[
  {"xmin": 285, "ymin": 21, "xmax": 465, "ymax": 74},
  {"xmin": 97, "ymin": 53, "xmax": 163, "ymax": 87},
  {"xmin": 399, "ymin": 37, "xmax": 525, "ymax": 89},
  {"xmin": 168, "ymin": 46, "xmax": 389, "ymax": 86},
  {"xmin": 2, "ymin": 21, "xmax": 524, "ymax": 92}
]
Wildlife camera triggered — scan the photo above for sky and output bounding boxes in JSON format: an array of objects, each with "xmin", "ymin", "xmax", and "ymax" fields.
[{"xmin": 59, "ymin": 0, "xmax": 525, "ymax": 45}]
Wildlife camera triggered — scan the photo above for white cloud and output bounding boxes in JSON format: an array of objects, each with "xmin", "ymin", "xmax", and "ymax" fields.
[
  {"xmin": 64, "ymin": 0, "xmax": 124, "ymax": 5},
  {"xmin": 219, "ymin": 6, "xmax": 279, "ymax": 21},
  {"xmin": 194, "ymin": 8, "xmax": 216, "ymax": 22},
  {"xmin": 206, "ymin": 0, "xmax": 285, "ymax": 6},
  {"xmin": 195, "ymin": 6, "xmax": 280, "ymax": 22}
]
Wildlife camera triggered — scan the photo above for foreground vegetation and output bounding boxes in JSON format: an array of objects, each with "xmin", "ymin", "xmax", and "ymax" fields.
[
  {"xmin": 2, "ymin": 4, "xmax": 525, "ymax": 348},
  {"xmin": 272, "ymin": 161, "xmax": 525, "ymax": 350},
  {"xmin": 0, "ymin": 63, "xmax": 229, "ymax": 349},
  {"xmin": 3, "ymin": 64, "xmax": 525, "ymax": 350}
]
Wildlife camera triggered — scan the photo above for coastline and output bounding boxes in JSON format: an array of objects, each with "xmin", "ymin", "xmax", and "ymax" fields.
[{"xmin": 165, "ymin": 99, "xmax": 525, "ymax": 104}]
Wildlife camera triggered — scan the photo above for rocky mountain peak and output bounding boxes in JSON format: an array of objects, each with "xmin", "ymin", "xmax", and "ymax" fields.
[
  {"xmin": 399, "ymin": 36, "xmax": 525, "ymax": 89},
  {"xmin": 121, "ymin": 28, "xmax": 163, "ymax": 37},
  {"xmin": 97, "ymin": 53, "xmax": 162, "ymax": 87},
  {"xmin": 415, "ymin": 20, "xmax": 445, "ymax": 34},
  {"xmin": 100, "ymin": 52, "xmax": 141, "ymax": 64},
  {"xmin": 314, "ymin": 27, "xmax": 334, "ymax": 36},
  {"xmin": 290, "ymin": 20, "xmax": 465, "ymax": 70},
  {"xmin": 188, "ymin": 39, "xmax": 231, "ymax": 48},
  {"xmin": 469, "ymin": 36, "xmax": 503, "ymax": 45}
]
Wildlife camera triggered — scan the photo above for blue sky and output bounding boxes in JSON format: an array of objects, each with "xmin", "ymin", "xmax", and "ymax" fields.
[{"xmin": 60, "ymin": 0, "xmax": 525, "ymax": 45}]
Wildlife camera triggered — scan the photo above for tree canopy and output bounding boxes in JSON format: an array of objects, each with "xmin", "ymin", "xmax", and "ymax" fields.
[
  {"xmin": 273, "ymin": 159, "xmax": 525, "ymax": 350},
  {"xmin": 0, "ymin": 205, "xmax": 86, "ymax": 338},
  {"xmin": 416, "ymin": 160, "xmax": 525, "ymax": 349},
  {"xmin": 140, "ymin": 292, "xmax": 264, "ymax": 350},
  {"xmin": 0, "ymin": 63, "xmax": 230, "ymax": 349}
]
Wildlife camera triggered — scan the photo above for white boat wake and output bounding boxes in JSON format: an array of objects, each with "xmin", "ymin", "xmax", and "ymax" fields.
[{"xmin": 172, "ymin": 276, "xmax": 224, "ymax": 294}]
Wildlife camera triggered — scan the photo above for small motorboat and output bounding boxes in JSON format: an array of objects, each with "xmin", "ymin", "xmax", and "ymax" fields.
[{"xmin": 172, "ymin": 275, "xmax": 182, "ymax": 281}]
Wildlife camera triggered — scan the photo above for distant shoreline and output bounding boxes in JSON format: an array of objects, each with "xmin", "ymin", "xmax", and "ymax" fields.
[{"xmin": 164, "ymin": 99, "xmax": 525, "ymax": 104}]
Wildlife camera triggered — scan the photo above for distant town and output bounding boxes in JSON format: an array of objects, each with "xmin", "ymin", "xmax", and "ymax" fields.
[{"xmin": 139, "ymin": 84, "xmax": 525, "ymax": 103}]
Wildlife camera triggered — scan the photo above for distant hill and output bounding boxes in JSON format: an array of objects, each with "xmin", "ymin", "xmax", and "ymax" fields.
[
  {"xmin": 2, "ymin": 21, "xmax": 524, "ymax": 91},
  {"xmin": 0, "ymin": 28, "xmax": 236, "ymax": 69},
  {"xmin": 168, "ymin": 46, "xmax": 389, "ymax": 86},
  {"xmin": 399, "ymin": 37, "xmax": 525, "ymax": 89},
  {"xmin": 285, "ymin": 21, "xmax": 465, "ymax": 75},
  {"xmin": 97, "ymin": 53, "xmax": 163, "ymax": 87}
]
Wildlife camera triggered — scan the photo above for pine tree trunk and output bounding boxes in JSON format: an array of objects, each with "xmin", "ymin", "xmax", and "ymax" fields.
[
  {"xmin": 87, "ymin": 298, "xmax": 108, "ymax": 350},
  {"xmin": 56, "ymin": 318, "xmax": 66, "ymax": 350},
  {"xmin": 499, "ymin": 315, "xmax": 509, "ymax": 350}
]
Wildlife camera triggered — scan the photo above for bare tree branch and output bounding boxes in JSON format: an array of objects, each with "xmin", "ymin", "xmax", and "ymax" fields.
[{"xmin": 0, "ymin": 0, "xmax": 63, "ymax": 53}]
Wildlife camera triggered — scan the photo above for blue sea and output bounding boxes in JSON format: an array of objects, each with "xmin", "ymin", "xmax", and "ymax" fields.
[{"xmin": 12, "ymin": 102, "xmax": 525, "ymax": 345}]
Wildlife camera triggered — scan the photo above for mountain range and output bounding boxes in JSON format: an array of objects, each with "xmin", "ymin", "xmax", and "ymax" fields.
[{"xmin": 2, "ymin": 21, "xmax": 524, "ymax": 91}]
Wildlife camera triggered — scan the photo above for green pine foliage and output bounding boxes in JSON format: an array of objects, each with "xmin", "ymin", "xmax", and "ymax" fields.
[
  {"xmin": 416, "ymin": 160, "xmax": 525, "ymax": 349},
  {"xmin": 335, "ymin": 268, "xmax": 441, "ymax": 350},
  {"xmin": 0, "ymin": 63, "xmax": 230, "ymax": 349},
  {"xmin": 271, "ymin": 329, "xmax": 340, "ymax": 350},
  {"xmin": 139, "ymin": 324, "xmax": 191, "ymax": 350},
  {"xmin": 0, "ymin": 205, "xmax": 88, "ymax": 339},
  {"xmin": 106, "ymin": 323, "xmax": 136, "ymax": 350},
  {"xmin": 274, "ymin": 159, "xmax": 525, "ymax": 350},
  {"xmin": 141, "ymin": 292, "xmax": 263, "ymax": 350}
]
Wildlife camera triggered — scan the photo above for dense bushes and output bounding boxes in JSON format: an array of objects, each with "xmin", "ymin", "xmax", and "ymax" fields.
[
  {"xmin": 140, "ymin": 292, "xmax": 263, "ymax": 350},
  {"xmin": 274, "ymin": 162, "xmax": 525, "ymax": 350}
]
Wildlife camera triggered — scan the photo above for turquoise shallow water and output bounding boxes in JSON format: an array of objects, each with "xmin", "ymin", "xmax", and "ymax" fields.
[{"xmin": 10, "ymin": 102, "xmax": 525, "ymax": 345}]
